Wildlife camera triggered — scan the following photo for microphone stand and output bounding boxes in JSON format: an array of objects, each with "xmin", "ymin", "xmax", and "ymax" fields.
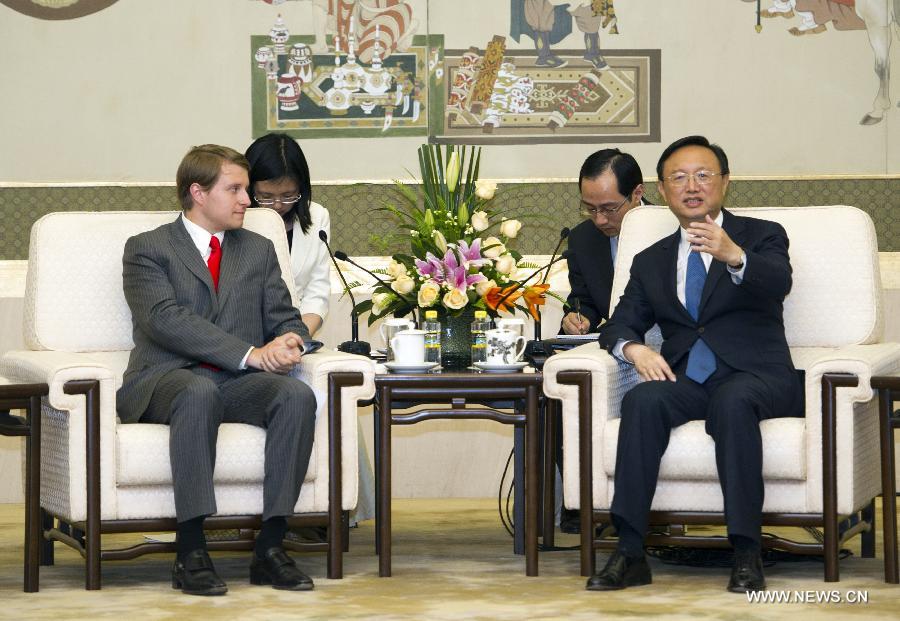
[
  {"xmin": 517, "ymin": 228, "xmax": 570, "ymax": 369},
  {"xmin": 319, "ymin": 232, "xmax": 371, "ymax": 356}
]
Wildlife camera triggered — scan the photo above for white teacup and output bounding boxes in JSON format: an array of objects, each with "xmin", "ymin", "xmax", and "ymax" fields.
[
  {"xmin": 495, "ymin": 317, "xmax": 525, "ymax": 336},
  {"xmin": 380, "ymin": 317, "xmax": 415, "ymax": 360},
  {"xmin": 390, "ymin": 329, "xmax": 427, "ymax": 364},
  {"xmin": 485, "ymin": 328, "xmax": 527, "ymax": 365}
]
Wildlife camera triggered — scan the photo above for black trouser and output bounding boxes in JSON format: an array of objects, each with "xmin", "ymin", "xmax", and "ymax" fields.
[{"xmin": 610, "ymin": 359, "xmax": 802, "ymax": 545}]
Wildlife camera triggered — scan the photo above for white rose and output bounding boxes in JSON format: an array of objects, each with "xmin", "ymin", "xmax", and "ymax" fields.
[
  {"xmin": 475, "ymin": 279, "xmax": 496, "ymax": 297},
  {"xmin": 471, "ymin": 210, "xmax": 489, "ymax": 232},
  {"xmin": 391, "ymin": 275, "xmax": 415, "ymax": 295},
  {"xmin": 442, "ymin": 288, "xmax": 469, "ymax": 310},
  {"xmin": 475, "ymin": 179, "xmax": 497, "ymax": 200},
  {"xmin": 387, "ymin": 260, "xmax": 407, "ymax": 279},
  {"xmin": 371, "ymin": 292, "xmax": 394, "ymax": 316},
  {"xmin": 417, "ymin": 281, "xmax": 441, "ymax": 307},
  {"xmin": 499, "ymin": 218, "xmax": 522, "ymax": 239},
  {"xmin": 494, "ymin": 254, "xmax": 516, "ymax": 275},
  {"xmin": 482, "ymin": 236, "xmax": 505, "ymax": 259}
]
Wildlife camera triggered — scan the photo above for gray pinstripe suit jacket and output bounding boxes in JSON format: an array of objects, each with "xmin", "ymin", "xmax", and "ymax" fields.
[{"xmin": 116, "ymin": 217, "xmax": 309, "ymax": 423}]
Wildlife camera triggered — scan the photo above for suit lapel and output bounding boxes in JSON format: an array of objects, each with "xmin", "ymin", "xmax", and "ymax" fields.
[
  {"xmin": 167, "ymin": 219, "xmax": 219, "ymax": 306},
  {"xmin": 216, "ymin": 230, "xmax": 245, "ymax": 307},
  {"xmin": 659, "ymin": 229, "xmax": 686, "ymax": 318},
  {"xmin": 698, "ymin": 209, "xmax": 746, "ymax": 313}
]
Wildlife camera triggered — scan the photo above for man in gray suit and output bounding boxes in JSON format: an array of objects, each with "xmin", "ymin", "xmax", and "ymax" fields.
[{"xmin": 117, "ymin": 144, "xmax": 318, "ymax": 595}]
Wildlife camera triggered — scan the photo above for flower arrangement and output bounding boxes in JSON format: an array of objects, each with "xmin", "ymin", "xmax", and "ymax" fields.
[{"xmin": 354, "ymin": 144, "xmax": 560, "ymax": 324}]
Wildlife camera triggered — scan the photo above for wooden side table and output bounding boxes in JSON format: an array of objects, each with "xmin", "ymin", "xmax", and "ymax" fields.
[
  {"xmin": 373, "ymin": 369, "xmax": 543, "ymax": 577},
  {"xmin": 872, "ymin": 375, "xmax": 900, "ymax": 584},
  {"xmin": 0, "ymin": 380, "xmax": 49, "ymax": 592}
]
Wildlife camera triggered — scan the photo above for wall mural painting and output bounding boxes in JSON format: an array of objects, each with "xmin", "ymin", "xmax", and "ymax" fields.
[
  {"xmin": 744, "ymin": 0, "xmax": 900, "ymax": 126},
  {"xmin": 251, "ymin": 0, "xmax": 660, "ymax": 144},
  {"xmin": 0, "ymin": 0, "xmax": 120, "ymax": 19},
  {"xmin": 251, "ymin": 1, "xmax": 441, "ymax": 139}
]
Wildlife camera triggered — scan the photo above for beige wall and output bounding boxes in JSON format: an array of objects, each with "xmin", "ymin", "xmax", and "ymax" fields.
[{"xmin": 1, "ymin": 0, "xmax": 898, "ymax": 183}]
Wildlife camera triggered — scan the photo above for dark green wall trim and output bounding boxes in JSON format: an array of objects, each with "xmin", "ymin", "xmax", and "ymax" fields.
[{"xmin": 0, "ymin": 178, "xmax": 897, "ymax": 259}]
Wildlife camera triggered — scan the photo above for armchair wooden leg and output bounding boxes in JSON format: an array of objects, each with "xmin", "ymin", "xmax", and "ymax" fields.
[
  {"xmin": 327, "ymin": 371, "xmax": 364, "ymax": 580},
  {"xmin": 557, "ymin": 371, "xmax": 593, "ymax": 577},
  {"xmin": 821, "ymin": 373, "xmax": 858, "ymax": 583}
]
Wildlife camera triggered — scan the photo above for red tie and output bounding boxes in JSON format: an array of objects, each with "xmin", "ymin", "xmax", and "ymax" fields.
[
  {"xmin": 201, "ymin": 236, "xmax": 223, "ymax": 372},
  {"xmin": 208, "ymin": 235, "xmax": 221, "ymax": 292}
]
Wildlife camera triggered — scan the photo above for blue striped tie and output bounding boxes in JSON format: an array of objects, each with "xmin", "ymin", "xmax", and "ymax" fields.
[{"xmin": 685, "ymin": 251, "xmax": 716, "ymax": 383}]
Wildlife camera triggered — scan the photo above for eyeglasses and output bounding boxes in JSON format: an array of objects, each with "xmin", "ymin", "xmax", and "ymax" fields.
[
  {"xmin": 580, "ymin": 194, "xmax": 630, "ymax": 218},
  {"xmin": 254, "ymin": 195, "xmax": 301, "ymax": 207},
  {"xmin": 663, "ymin": 170, "xmax": 724, "ymax": 188}
]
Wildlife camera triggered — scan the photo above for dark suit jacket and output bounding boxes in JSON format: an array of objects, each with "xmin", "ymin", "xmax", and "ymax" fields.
[
  {"xmin": 563, "ymin": 219, "xmax": 615, "ymax": 332},
  {"xmin": 597, "ymin": 210, "xmax": 801, "ymax": 415},
  {"xmin": 116, "ymin": 217, "xmax": 309, "ymax": 423}
]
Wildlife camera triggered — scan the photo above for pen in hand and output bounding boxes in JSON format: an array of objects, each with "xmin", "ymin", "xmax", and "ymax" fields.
[{"xmin": 575, "ymin": 299, "xmax": 585, "ymax": 334}]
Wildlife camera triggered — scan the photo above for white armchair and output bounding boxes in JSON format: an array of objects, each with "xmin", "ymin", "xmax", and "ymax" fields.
[
  {"xmin": 0, "ymin": 209, "xmax": 375, "ymax": 589},
  {"xmin": 543, "ymin": 205, "xmax": 900, "ymax": 581}
]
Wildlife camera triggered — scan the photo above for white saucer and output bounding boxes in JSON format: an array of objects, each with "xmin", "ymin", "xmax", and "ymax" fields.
[
  {"xmin": 383, "ymin": 361, "xmax": 440, "ymax": 373},
  {"xmin": 474, "ymin": 361, "xmax": 529, "ymax": 373}
]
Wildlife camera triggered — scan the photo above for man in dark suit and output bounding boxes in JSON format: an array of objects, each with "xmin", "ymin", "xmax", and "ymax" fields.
[
  {"xmin": 588, "ymin": 136, "xmax": 802, "ymax": 593},
  {"xmin": 562, "ymin": 148, "xmax": 645, "ymax": 335},
  {"xmin": 117, "ymin": 144, "xmax": 318, "ymax": 595}
]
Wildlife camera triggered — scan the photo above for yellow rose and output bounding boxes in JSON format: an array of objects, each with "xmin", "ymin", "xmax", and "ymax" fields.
[
  {"xmin": 482, "ymin": 236, "xmax": 505, "ymax": 259},
  {"xmin": 417, "ymin": 281, "xmax": 441, "ymax": 307},
  {"xmin": 494, "ymin": 254, "xmax": 516, "ymax": 275},
  {"xmin": 471, "ymin": 210, "xmax": 489, "ymax": 232},
  {"xmin": 387, "ymin": 260, "xmax": 407, "ymax": 279},
  {"xmin": 371, "ymin": 292, "xmax": 394, "ymax": 316},
  {"xmin": 499, "ymin": 218, "xmax": 522, "ymax": 239},
  {"xmin": 391, "ymin": 275, "xmax": 415, "ymax": 295},
  {"xmin": 475, "ymin": 179, "xmax": 497, "ymax": 200},
  {"xmin": 442, "ymin": 288, "xmax": 468, "ymax": 310},
  {"xmin": 475, "ymin": 279, "xmax": 496, "ymax": 297}
]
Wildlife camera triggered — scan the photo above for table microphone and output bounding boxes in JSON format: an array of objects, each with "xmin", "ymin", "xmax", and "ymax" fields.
[
  {"xmin": 524, "ymin": 227, "xmax": 570, "ymax": 369},
  {"xmin": 319, "ymin": 231, "xmax": 371, "ymax": 356}
]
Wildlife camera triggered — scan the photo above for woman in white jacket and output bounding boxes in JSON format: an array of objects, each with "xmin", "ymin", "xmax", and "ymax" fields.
[{"xmin": 246, "ymin": 133, "xmax": 330, "ymax": 336}]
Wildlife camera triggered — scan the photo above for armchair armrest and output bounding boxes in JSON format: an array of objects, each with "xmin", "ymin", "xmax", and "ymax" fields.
[
  {"xmin": 292, "ymin": 349, "xmax": 376, "ymax": 511},
  {"xmin": 543, "ymin": 342, "xmax": 641, "ymax": 510},
  {"xmin": 0, "ymin": 350, "xmax": 129, "ymax": 521}
]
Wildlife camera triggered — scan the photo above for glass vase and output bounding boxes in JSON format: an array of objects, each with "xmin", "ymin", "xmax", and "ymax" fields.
[{"xmin": 439, "ymin": 307, "xmax": 476, "ymax": 370}]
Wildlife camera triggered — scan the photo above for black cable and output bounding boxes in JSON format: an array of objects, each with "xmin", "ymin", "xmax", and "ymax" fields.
[{"xmin": 497, "ymin": 447, "xmax": 515, "ymax": 537}]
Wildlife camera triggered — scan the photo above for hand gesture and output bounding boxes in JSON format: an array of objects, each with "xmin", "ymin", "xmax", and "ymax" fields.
[
  {"xmin": 248, "ymin": 332, "xmax": 305, "ymax": 374},
  {"xmin": 686, "ymin": 215, "xmax": 743, "ymax": 267}
]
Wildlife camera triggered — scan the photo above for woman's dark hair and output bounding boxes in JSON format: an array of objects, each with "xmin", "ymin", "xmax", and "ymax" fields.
[
  {"xmin": 578, "ymin": 148, "xmax": 644, "ymax": 198},
  {"xmin": 245, "ymin": 133, "xmax": 313, "ymax": 233}
]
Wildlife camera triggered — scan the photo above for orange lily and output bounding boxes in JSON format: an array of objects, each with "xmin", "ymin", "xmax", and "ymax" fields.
[
  {"xmin": 485, "ymin": 285, "xmax": 522, "ymax": 313},
  {"xmin": 522, "ymin": 283, "xmax": 550, "ymax": 321}
]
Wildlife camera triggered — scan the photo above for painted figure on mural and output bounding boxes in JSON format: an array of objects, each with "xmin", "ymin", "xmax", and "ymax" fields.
[
  {"xmin": 510, "ymin": 1, "xmax": 619, "ymax": 69},
  {"xmin": 304, "ymin": 0, "xmax": 417, "ymax": 64},
  {"xmin": 762, "ymin": 0, "xmax": 864, "ymax": 35}
]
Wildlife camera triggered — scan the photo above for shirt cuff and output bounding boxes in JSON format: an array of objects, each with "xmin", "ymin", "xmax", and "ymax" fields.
[
  {"xmin": 239, "ymin": 347, "xmax": 253, "ymax": 370},
  {"xmin": 612, "ymin": 339, "xmax": 636, "ymax": 364},
  {"xmin": 727, "ymin": 251, "xmax": 747, "ymax": 282}
]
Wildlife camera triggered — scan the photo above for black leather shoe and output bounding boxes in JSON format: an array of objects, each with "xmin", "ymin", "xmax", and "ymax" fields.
[
  {"xmin": 585, "ymin": 551, "xmax": 652, "ymax": 591},
  {"xmin": 172, "ymin": 549, "xmax": 228, "ymax": 596},
  {"xmin": 250, "ymin": 547, "xmax": 314, "ymax": 591},
  {"xmin": 727, "ymin": 549, "xmax": 766, "ymax": 593},
  {"xmin": 560, "ymin": 508, "xmax": 581, "ymax": 534}
]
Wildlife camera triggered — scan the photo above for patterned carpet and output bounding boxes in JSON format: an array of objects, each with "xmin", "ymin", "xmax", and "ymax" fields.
[{"xmin": 0, "ymin": 499, "xmax": 895, "ymax": 620}]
